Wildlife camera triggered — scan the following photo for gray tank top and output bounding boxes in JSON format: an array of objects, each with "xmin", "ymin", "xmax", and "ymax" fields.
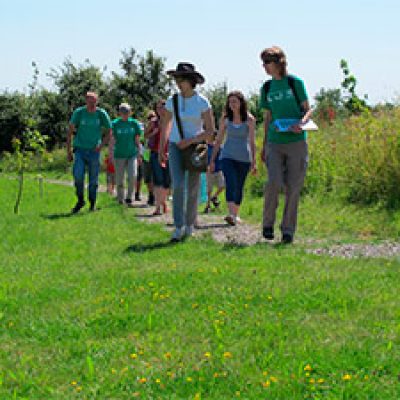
[{"xmin": 221, "ymin": 119, "xmax": 251, "ymax": 163}]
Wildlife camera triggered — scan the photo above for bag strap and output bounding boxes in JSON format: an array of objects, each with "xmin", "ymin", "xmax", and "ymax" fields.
[
  {"xmin": 173, "ymin": 93, "xmax": 185, "ymax": 140},
  {"xmin": 263, "ymin": 76, "xmax": 303, "ymax": 114}
]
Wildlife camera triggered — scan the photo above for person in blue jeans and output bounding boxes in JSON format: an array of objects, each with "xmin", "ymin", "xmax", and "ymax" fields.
[
  {"xmin": 159, "ymin": 63, "xmax": 215, "ymax": 242},
  {"xmin": 209, "ymin": 91, "xmax": 257, "ymax": 226},
  {"xmin": 67, "ymin": 91, "xmax": 112, "ymax": 213}
]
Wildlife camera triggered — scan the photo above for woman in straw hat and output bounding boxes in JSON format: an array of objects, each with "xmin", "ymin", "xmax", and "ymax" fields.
[{"xmin": 159, "ymin": 63, "xmax": 215, "ymax": 242}]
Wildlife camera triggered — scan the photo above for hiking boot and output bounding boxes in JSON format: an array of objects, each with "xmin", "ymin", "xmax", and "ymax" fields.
[
  {"xmin": 147, "ymin": 192, "xmax": 155, "ymax": 206},
  {"xmin": 203, "ymin": 205, "xmax": 211, "ymax": 214},
  {"xmin": 89, "ymin": 201, "xmax": 97, "ymax": 212},
  {"xmin": 262, "ymin": 226, "xmax": 274, "ymax": 240},
  {"xmin": 72, "ymin": 199, "xmax": 85, "ymax": 214},
  {"xmin": 125, "ymin": 198, "xmax": 134, "ymax": 208},
  {"xmin": 135, "ymin": 192, "xmax": 141, "ymax": 201},
  {"xmin": 281, "ymin": 233, "xmax": 293, "ymax": 244}
]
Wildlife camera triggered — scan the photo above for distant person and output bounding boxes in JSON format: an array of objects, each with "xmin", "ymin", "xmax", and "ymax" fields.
[
  {"xmin": 104, "ymin": 153, "xmax": 115, "ymax": 195},
  {"xmin": 145, "ymin": 101, "xmax": 170, "ymax": 215},
  {"xmin": 209, "ymin": 91, "xmax": 257, "ymax": 225},
  {"xmin": 259, "ymin": 46, "xmax": 313, "ymax": 244},
  {"xmin": 204, "ymin": 131, "xmax": 225, "ymax": 213},
  {"xmin": 159, "ymin": 63, "xmax": 215, "ymax": 242},
  {"xmin": 112, "ymin": 103, "xmax": 142, "ymax": 206},
  {"xmin": 67, "ymin": 91, "xmax": 112, "ymax": 213},
  {"xmin": 135, "ymin": 133, "xmax": 155, "ymax": 205}
]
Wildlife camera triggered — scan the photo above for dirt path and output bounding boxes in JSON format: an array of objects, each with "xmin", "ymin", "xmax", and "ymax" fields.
[{"xmin": 40, "ymin": 177, "xmax": 400, "ymax": 259}]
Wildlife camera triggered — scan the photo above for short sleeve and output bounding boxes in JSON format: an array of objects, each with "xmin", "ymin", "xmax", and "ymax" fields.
[
  {"xmin": 165, "ymin": 96, "xmax": 173, "ymax": 113},
  {"xmin": 199, "ymin": 95, "xmax": 211, "ymax": 113},
  {"xmin": 294, "ymin": 77, "xmax": 308, "ymax": 103},
  {"xmin": 99, "ymin": 109, "xmax": 112, "ymax": 129},
  {"xmin": 69, "ymin": 108, "xmax": 81, "ymax": 126},
  {"xmin": 133, "ymin": 120, "xmax": 142, "ymax": 136}
]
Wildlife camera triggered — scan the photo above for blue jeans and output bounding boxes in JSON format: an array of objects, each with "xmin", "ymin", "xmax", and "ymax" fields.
[
  {"xmin": 168, "ymin": 142, "xmax": 200, "ymax": 228},
  {"xmin": 72, "ymin": 148, "xmax": 100, "ymax": 203},
  {"xmin": 221, "ymin": 158, "xmax": 250, "ymax": 205}
]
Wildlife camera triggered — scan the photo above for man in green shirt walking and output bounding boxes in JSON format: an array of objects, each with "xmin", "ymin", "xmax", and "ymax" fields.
[
  {"xmin": 67, "ymin": 91, "xmax": 112, "ymax": 213},
  {"xmin": 112, "ymin": 103, "xmax": 142, "ymax": 205}
]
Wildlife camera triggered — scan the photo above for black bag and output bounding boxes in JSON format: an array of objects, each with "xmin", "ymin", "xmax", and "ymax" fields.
[{"xmin": 173, "ymin": 93, "xmax": 208, "ymax": 172}]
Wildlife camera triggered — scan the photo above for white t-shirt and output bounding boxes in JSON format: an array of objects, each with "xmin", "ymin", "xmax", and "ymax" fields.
[{"xmin": 165, "ymin": 91, "xmax": 211, "ymax": 143}]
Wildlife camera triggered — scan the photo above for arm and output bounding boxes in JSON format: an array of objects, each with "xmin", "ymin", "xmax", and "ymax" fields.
[
  {"xmin": 144, "ymin": 120, "xmax": 158, "ymax": 139},
  {"xmin": 248, "ymin": 114, "xmax": 257, "ymax": 174},
  {"xmin": 67, "ymin": 124, "xmax": 75, "ymax": 162},
  {"xmin": 261, "ymin": 109, "xmax": 272, "ymax": 162},
  {"xmin": 209, "ymin": 116, "xmax": 226, "ymax": 173},
  {"xmin": 290, "ymin": 100, "xmax": 313, "ymax": 133},
  {"xmin": 159, "ymin": 110, "xmax": 173, "ymax": 165}
]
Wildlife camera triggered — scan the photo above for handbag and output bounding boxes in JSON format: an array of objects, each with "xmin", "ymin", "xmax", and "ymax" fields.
[{"xmin": 173, "ymin": 93, "xmax": 208, "ymax": 172}]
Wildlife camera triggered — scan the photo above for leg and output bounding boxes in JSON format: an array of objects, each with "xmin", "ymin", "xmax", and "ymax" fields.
[
  {"xmin": 126, "ymin": 157, "xmax": 137, "ymax": 202},
  {"xmin": 221, "ymin": 158, "xmax": 238, "ymax": 224},
  {"xmin": 87, "ymin": 150, "xmax": 100, "ymax": 207},
  {"xmin": 72, "ymin": 149, "xmax": 85, "ymax": 202},
  {"xmin": 281, "ymin": 141, "xmax": 308, "ymax": 238},
  {"xmin": 186, "ymin": 170, "xmax": 201, "ymax": 227},
  {"xmin": 263, "ymin": 143, "xmax": 285, "ymax": 229},
  {"xmin": 115, "ymin": 159, "xmax": 126, "ymax": 203},
  {"xmin": 168, "ymin": 143, "xmax": 185, "ymax": 229},
  {"xmin": 233, "ymin": 160, "xmax": 251, "ymax": 216}
]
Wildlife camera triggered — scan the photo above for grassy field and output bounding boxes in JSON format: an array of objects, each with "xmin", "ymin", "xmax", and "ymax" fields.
[{"xmin": 1, "ymin": 176, "xmax": 400, "ymax": 399}]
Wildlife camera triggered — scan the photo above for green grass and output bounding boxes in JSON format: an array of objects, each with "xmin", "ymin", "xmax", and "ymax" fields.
[{"xmin": 1, "ymin": 176, "xmax": 400, "ymax": 399}]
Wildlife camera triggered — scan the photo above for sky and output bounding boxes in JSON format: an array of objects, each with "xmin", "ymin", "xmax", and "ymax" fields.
[{"xmin": 1, "ymin": 0, "xmax": 399, "ymax": 105}]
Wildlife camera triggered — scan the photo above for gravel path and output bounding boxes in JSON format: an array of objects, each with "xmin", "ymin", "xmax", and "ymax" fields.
[{"xmin": 36, "ymin": 177, "xmax": 400, "ymax": 259}]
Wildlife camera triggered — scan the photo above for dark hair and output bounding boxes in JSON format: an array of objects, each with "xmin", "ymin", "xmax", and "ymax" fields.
[
  {"xmin": 260, "ymin": 46, "xmax": 288, "ymax": 77},
  {"xmin": 153, "ymin": 99, "xmax": 166, "ymax": 118},
  {"xmin": 225, "ymin": 91, "xmax": 248, "ymax": 122}
]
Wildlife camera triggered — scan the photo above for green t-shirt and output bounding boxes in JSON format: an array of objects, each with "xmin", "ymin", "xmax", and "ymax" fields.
[
  {"xmin": 70, "ymin": 106, "xmax": 112, "ymax": 149},
  {"xmin": 112, "ymin": 118, "xmax": 143, "ymax": 159},
  {"xmin": 260, "ymin": 75, "xmax": 308, "ymax": 144}
]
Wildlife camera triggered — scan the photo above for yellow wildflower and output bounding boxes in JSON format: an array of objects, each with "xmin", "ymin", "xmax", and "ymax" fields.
[
  {"xmin": 235, "ymin": 391, "xmax": 241, "ymax": 396},
  {"xmin": 262, "ymin": 380, "xmax": 270, "ymax": 388},
  {"xmin": 213, "ymin": 372, "xmax": 219, "ymax": 378},
  {"xmin": 304, "ymin": 364, "xmax": 313, "ymax": 372},
  {"xmin": 155, "ymin": 378, "xmax": 161, "ymax": 384},
  {"xmin": 262, "ymin": 371, "xmax": 268, "ymax": 376},
  {"xmin": 342, "ymin": 374, "xmax": 352, "ymax": 381},
  {"xmin": 164, "ymin": 352, "xmax": 172, "ymax": 359},
  {"xmin": 70, "ymin": 381, "xmax": 77, "ymax": 386},
  {"xmin": 130, "ymin": 353, "xmax": 138, "ymax": 359},
  {"xmin": 186, "ymin": 377, "xmax": 193, "ymax": 382},
  {"xmin": 223, "ymin": 351, "xmax": 233, "ymax": 359},
  {"xmin": 204, "ymin": 352, "xmax": 212, "ymax": 358},
  {"xmin": 138, "ymin": 377, "xmax": 147, "ymax": 384},
  {"xmin": 76, "ymin": 386, "xmax": 82, "ymax": 392},
  {"xmin": 317, "ymin": 378, "xmax": 325, "ymax": 384},
  {"xmin": 111, "ymin": 368, "xmax": 116, "ymax": 374},
  {"xmin": 270, "ymin": 376, "xmax": 278, "ymax": 383},
  {"xmin": 309, "ymin": 378, "xmax": 315, "ymax": 384}
]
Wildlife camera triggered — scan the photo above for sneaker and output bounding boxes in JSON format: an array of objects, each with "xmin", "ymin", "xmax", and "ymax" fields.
[
  {"xmin": 89, "ymin": 201, "xmax": 97, "ymax": 212},
  {"xmin": 263, "ymin": 226, "xmax": 274, "ymax": 240},
  {"xmin": 282, "ymin": 233, "xmax": 293, "ymax": 244},
  {"xmin": 170, "ymin": 227, "xmax": 185, "ymax": 243},
  {"xmin": 235, "ymin": 216, "xmax": 242, "ymax": 224},
  {"xmin": 224, "ymin": 215, "xmax": 236, "ymax": 226},
  {"xmin": 135, "ymin": 192, "xmax": 141, "ymax": 201},
  {"xmin": 203, "ymin": 205, "xmax": 211, "ymax": 214},
  {"xmin": 185, "ymin": 225, "xmax": 194, "ymax": 237},
  {"xmin": 72, "ymin": 199, "xmax": 85, "ymax": 214}
]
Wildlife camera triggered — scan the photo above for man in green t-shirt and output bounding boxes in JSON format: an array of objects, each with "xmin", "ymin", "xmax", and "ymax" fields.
[
  {"xmin": 112, "ymin": 103, "xmax": 142, "ymax": 205},
  {"xmin": 67, "ymin": 91, "xmax": 112, "ymax": 213},
  {"xmin": 259, "ymin": 46, "xmax": 313, "ymax": 244}
]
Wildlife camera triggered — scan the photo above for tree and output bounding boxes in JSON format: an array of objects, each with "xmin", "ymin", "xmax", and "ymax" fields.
[
  {"xmin": 202, "ymin": 82, "xmax": 228, "ymax": 128},
  {"xmin": 107, "ymin": 48, "xmax": 173, "ymax": 119},
  {"xmin": 314, "ymin": 88, "xmax": 344, "ymax": 123},
  {"xmin": 340, "ymin": 59, "xmax": 369, "ymax": 114}
]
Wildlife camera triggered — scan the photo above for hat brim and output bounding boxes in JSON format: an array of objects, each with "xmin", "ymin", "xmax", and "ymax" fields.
[{"xmin": 167, "ymin": 70, "xmax": 205, "ymax": 85}]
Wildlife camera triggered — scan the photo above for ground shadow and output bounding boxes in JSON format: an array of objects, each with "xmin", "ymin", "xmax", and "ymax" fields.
[
  {"xmin": 195, "ymin": 223, "xmax": 231, "ymax": 230},
  {"xmin": 41, "ymin": 212, "xmax": 81, "ymax": 220},
  {"xmin": 124, "ymin": 240, "xmax": 178, "ymax": 253}
]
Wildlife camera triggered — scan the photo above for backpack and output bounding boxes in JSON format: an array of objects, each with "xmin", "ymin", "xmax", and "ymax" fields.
[{"xmin": 263, "ymin": 75, "xmax": 304, "ymax": 114}]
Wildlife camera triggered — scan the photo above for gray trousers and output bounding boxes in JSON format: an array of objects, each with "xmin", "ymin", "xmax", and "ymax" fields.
[
  {"xmin": 115, "ymin": 157, "xmax": 137, "ymax": 202},
  {"xmin": 263, "ymin": 141, "xmax": 308, "ymax": 236},
  {"xmin": 169, "ymin": 142, "xmax": 200, "ymax": 228}
]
